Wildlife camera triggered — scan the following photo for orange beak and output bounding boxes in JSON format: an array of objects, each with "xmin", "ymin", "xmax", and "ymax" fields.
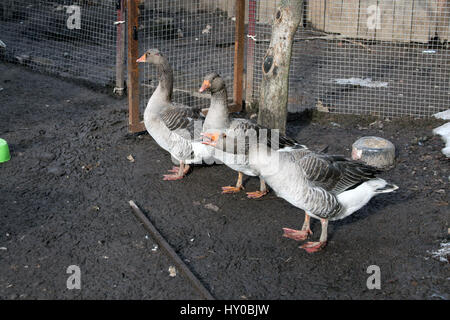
[
  {"xmin": 199, "ymin": 80, "xmax": 211, "ymax": 93},
  {"xmin": 201, "ymin": 132, "xmax": 220, "ymax": 146},
  {"xmin": 136, "ymin": 54, "xmax": 146, "ymax": 63}
]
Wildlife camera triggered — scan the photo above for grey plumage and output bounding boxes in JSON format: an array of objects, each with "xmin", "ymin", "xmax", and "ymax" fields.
[
  {"xmin": 202, "ymin": 73, "xmax": 303, "ymax": 168},
  {"xmin": 139, "ymin": 49, "xmax": 211, "ymax": 169},
  {"xmin": 160, "ymin": 104, "xmax": 201, "ymax": 133},
  {"xmin": 298, "ymin": 153, "xmax": 382, "ymax": 195},
  {"xmin": 251, "ymin": 145, "xmax": 397, "ymax": 221}
]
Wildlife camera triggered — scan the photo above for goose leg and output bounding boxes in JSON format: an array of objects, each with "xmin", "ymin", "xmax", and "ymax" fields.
[
  {"xmin": 283, "ymin": 213, "xmax": 313, "ymax": 241},
  {"xmin": 246, "ymin": 178, "xmax": 269, "ymax": 199},
  {"xmin": 222, "ymin": 172, "xmax": 244, "ymax": 193},
  {"xmin": 300, "ymin": 218, "xmax": 328, "ymax": 253},
  {"xmin": 163, "ymin": 162, "xmax": 190, "ymax": 181}
]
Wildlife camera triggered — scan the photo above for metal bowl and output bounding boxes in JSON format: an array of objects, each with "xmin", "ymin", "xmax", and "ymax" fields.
[{"xmin": 352, "ymin": 136, "xmax": 395, "ymax": 169}]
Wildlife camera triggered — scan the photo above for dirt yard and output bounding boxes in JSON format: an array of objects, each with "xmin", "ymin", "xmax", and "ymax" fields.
[{"xmin": 0, "ymin": 62, "xmax": 448, "ymax": 299}]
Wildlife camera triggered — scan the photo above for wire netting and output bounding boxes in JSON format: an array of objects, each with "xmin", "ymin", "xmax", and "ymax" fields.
[
  {"xmin": 248, "ymin": 0, "xmax": 450, "ymax": 117},
  {"xmin": 1, "ymin": 1, "xmax": 448, "ymax": 118},
  {"xmin": 138, "ymin": 0, "xmax": 236, "ymax": 114},
  {"xmin": 0, "ymin": 0, "xmax": 118, "ymax": 87}
]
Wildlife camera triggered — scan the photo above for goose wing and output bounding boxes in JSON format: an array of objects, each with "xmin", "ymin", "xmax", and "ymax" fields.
[
  {"xmin": 299, "ymin": 153, "xmax": 382, "ymax": 194},
  {"xmin": 160, "ymin": 104, "xmax": 203, "ymax": 137},
  {"xmin": 289, "ymin": 152, "xmax": 381, "ymax": 219}
]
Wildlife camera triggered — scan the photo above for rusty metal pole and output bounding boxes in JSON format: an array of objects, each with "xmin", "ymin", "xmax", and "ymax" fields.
[
  {"xmin": 232, "ymin": 0, "xmax": 245, "ymax": 113},
  {"xmin": 127, "ymin": 0, "xmax": 145, "ymax": 133},
  {"xmin": 114, "ymin": 0, "xmax": 125, "ymax": 96}
]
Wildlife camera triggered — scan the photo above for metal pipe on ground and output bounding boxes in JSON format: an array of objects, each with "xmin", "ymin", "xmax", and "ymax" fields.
[{"xmin": 129, "ymin": 200, "xmax": 215, "ymax": 300}]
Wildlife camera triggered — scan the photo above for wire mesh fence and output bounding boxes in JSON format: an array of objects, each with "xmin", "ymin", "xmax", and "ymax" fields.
[
  {"xmin": 1, "ymin": 0, "xmax": 448, "ymax": 118},
  {"xmin": 0, "ymin": 0, "xmax": 119, "ymax": 87},
  {"xmin": 137, "ymin": 0, "xmax": 237, "ymax": 114},
  {"xmin": 247, "ymin": 0, "xmax": 450, "ymax": 117}
]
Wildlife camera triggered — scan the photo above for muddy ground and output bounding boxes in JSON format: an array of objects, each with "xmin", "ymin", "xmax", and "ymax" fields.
[{"xmin": 0, "ymin": 62, "xmax": 448, "ymax": 300}]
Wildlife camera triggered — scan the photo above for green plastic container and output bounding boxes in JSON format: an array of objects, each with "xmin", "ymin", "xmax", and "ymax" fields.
[{"xmin": 0, "ymin": 139, "xmax": 11, "ymax": 163}]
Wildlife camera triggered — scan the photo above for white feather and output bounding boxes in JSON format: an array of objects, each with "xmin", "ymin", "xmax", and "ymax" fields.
[
  {"xmin": 335, "ymin": 178, "xmax": 398, "ymax": 220},
  {"xmin": 433, "ymin": 122, "xmax": 450, "ymax": 157}
]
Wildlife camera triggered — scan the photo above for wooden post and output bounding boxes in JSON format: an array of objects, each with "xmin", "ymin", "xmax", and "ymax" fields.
[
  {"xmin": 257, "ymin": 0, "xmax": 303, "ymax": 134},
  {"xmin": 127, "ymin": 0, "xmax": 145, "ymax": 133},
  {"xmin": 115, "ymin": 0, "xmax": 126, "ymax": 96},
  {"xmin": 232, "ymin": 0, "xmax": 245, "ymax": 113},
  {"xmin": 245, "ymin": 0, "xmax": 257, "ymax": 110}
]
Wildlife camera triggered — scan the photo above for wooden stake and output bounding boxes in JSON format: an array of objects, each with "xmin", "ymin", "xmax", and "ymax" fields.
[{"xmin": 127, "ymin": 0, "xmax": 143, "ymax": 133}]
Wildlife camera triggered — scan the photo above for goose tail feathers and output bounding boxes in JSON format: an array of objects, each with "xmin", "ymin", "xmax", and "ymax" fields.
[{"xmin": 371, "ymin": 179, "xmax": 399, "ymax": 193}]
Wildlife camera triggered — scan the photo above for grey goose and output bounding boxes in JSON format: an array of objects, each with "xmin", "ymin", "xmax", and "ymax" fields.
[
  {"xmin": 202, "ymin": 133, "xmax": 398, "ymax": 252},
  {"xmin": 199, "ymin": 73, "xmax": 305, "ymax": 198},
  {"xmin": 137, "ymin": 49, "xmax": 213, "ymax": 180}
]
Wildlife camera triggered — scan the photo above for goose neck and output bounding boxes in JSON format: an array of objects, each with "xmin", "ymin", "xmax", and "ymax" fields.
[
  {"xmin": 204, "ymin": 88, "xmax": 230, "ymax": 130},
  {"xmin": 155, "ymin": 58, "xmax": 173, "ymax": 102}
]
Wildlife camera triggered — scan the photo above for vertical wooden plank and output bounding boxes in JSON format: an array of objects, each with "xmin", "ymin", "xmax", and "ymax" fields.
[
  {"xmin": 324, "ymin": 0, "xmax": 343, "ymax": 33},
  {"xmin": 308, "ymin": 0, "xmax": 320, "ymax": 28},
  {"xmin": 340, "ymin": 0, "xmax": 361, "ymax": 37},
  {"xmin": 232, "ymin": 0, "xmax": 245, "ymax": 112},
  {"xmin": 245, "ymin": 0, "xmax": 257, "ymax": 106},
  {"xmin": 411, "ymin": 0, "xmax": 437, "ymax": 43},
  {"xmin": 377, "ymin": 0, "xmax": 395, "ymax": 41},
  {"xmin": 227, "ymin": 0, "xmax": 235, "ymax": 19},
  {"xmin": 310, "ymin": 0, "xmax": 319, "ymax": 28},
  {"xmin": 127, "ymin": 0, "xmax": 143, "ymax": 132},
  {"xmin": 218, "ymin": 0, "xmax": 227, "ymax": 14},
  {"xmin": 198, "ymin": 0, "xmax": 208, "ymax": 11},
  {"xmin": 392, "ymin": 0, "xmax": 414, "ymax": 42},
  {"xmin": 307, "ymin": 0, "xmax": 313, "ymax": 23},
  {"xmin": 115, "ymin": 0, "xmax": 126, "ymax": 96},
  {"xmin": 310, "ymin": 0, "xmax": 326, "ymax": 30},
  {"xmin": 429, "ymin": 0, "xmax": 440, "ymax": 40},
  {"xmin": 305, "ymin": 0, "xmax": 314, "ymax": 23},
  {"xmin": 258, "ymin": 0, "xmax": 265, "ymax": 23},
  {"xmin": 322, "ymin": 0, "xmax": 362, "ymax": 37},
  {"xmin": 358, "ymin": 0, "xmax": 378, "ymax": 40},
  {"xmin": 436, "ymin": 0, "xmax": 450, "ymax": 41},
  {"xmin": 258, "ymin": 0, "xmax": 278, "ymax": 24},
  {"xmin": 319, "ymin": 0, "xmax": 326, "ymax": 30}
]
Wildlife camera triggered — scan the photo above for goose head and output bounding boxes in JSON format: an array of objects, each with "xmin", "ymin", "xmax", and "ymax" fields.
[
  {"xmin": 201, "ymin": 131, "xmax": 226, "ymax": 147},
  {"xmin": 199, "ymin": 73, "xmax": 225, "ymax": 93},
  {"xmin": 202, "ymin": 131, "xmax": 252, "ymax": 159},
  {"xmin": 136, "ymin": 48, "xmax": 166, "ymax": 65}
]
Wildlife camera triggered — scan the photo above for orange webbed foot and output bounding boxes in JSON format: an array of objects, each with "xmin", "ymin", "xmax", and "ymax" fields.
[
  {"xmin": 162, "ymin": 174, "xmax": 184, "ymax": 181},
  {"xmin": 300, "ymin": 241, "xmax": 327, "ymax": 253},
  {"xmin": 282, "ymin": 228, "xmax": 313, "ymax": 241},
  {"xmin": 246, "ymin": 190, "xmax": 268, "ymax": 199},
  {"xmin": 221, "ymin": 186, "xmax": 243, "ymax": 194}
]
